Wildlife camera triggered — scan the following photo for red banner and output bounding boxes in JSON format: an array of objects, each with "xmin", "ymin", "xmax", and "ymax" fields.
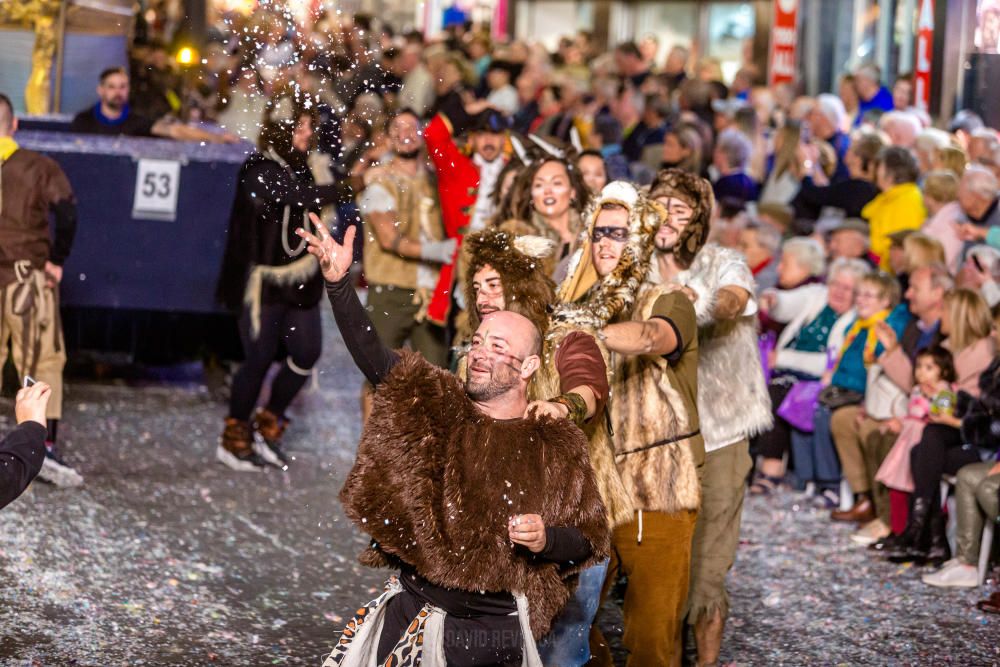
[
  {"xmin": 769, "ymin": 0, "xmax": 799, "ymax": 87},
  {"xmin": 915, "ymin": 0, "xmax": 935, "ymax": 112}
]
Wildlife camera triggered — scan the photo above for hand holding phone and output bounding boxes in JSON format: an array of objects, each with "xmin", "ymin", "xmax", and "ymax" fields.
[{"xmin": 23, "ymin": 375, "xmax": 36, "ymax": 388}]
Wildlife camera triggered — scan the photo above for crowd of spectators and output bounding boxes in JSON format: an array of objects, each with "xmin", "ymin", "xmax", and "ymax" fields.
[{"xmin": 66, "ymin": 5, "xmax": 1000, "ymax": 628}]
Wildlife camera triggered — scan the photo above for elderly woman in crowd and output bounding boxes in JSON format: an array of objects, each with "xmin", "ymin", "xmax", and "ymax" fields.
[
  {"xmin": 751, "ymin": 258, "xmax": 870, "ymax": 494},
  {"xmin": 758, "ymin": 237, "xmax": 827, "ymax": 334},
  {"xmin": 794, "ymin": 271, "xmax": 910, "ymax": 507},
  {"xmin": 880, "ymin": 288, "xmax": 996, "ymax": 565}
]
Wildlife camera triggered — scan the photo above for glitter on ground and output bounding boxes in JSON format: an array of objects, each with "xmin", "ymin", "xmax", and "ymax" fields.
[{"xmin": 1, "ymin": 308, "xmax": 996, "ymax": 664}]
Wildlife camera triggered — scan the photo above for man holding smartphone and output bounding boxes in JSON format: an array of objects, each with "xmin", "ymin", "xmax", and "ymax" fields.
[
  {"xmin": 0, "ymin": 93, "xmax": 81, "ymax": 487},
  {"xmin": 0, "ymin": 380, "xmax": 52, "ymax": 509}
]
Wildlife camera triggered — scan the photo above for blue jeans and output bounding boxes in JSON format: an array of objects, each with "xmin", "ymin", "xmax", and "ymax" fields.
[
  {"xmin": 790, "ymin": 403, "xmax": 841, "ymax": 491},
  {"xmin": 537, "ymin": 559, "xmax": 609, "ymax": 667}
]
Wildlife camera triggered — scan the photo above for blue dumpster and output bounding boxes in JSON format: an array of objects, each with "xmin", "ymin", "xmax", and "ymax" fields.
[{"xmin": 14, "ymin": 130, "xmax": 253, "ymax": 314}]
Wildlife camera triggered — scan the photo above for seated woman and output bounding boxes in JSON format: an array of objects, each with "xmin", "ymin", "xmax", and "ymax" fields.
[
  {"xmin": 751, "ymin": 258, "xmax": 869, "ymax": 494},
  {"xmin": 758, "ymin": 237, "xmax": 827, "ymax": 335},
  {"xmin": 883, "ymin": 289, "xmax": 996, "ymax": 565},
  {"xmin": 794, "ymin": 271, "xmax": 909, "ymax": 508}
]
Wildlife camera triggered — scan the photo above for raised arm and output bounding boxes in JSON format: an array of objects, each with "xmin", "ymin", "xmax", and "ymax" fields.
[{"xmin": 297, "ymin": 218, "xmax": 399, "ymax": 385}]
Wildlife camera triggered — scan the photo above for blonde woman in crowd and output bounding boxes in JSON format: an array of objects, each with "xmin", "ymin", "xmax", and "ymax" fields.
[{"xmin": 920, "ymin": 170, "xmax": 965, "ymax": 272}]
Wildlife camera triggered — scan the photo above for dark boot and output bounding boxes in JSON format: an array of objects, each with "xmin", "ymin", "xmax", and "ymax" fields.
[
  {"xmin": 922, "ymin": 506, "xmax": 951, "ymax": 567},
  {"xmin": 869, "ymin": 532, "xmax": 903, "ymax": 552},
  {"xmin": 885, "ymin": 497, "xmax": 932, "ymax": 563}
]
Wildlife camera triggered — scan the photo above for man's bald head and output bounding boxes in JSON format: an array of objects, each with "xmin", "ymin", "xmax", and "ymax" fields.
[
  {"xmin": 465, "ymin": 310, "xmax": 542, "ymax": 405},
  {"xmin": 480, "ymin": 310, "xmax": 542, "ymax": 359}
]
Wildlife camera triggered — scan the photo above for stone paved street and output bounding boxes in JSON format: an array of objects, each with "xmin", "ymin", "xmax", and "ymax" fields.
[{"xmin": 1, "ymin": 308, "xmax": 997, "ymax": 665}]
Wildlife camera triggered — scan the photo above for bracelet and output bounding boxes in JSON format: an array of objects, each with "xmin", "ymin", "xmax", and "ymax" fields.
[{"xmin": 549, "ymin": 392, "xmax": 588, "ymax": 425}]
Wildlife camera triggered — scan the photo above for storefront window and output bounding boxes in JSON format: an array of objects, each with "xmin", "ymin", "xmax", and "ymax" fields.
[
  {"xmin": 634, "ymin": 1, "xmax": 699, "ymax": 64},
  {"xmin": 705, "ymin": 2, "xmax": 755, "ymax": 82}
]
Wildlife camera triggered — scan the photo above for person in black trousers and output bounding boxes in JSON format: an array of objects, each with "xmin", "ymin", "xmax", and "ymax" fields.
[
  {"xmin": 1, "ymin": 381, "xmax": 52, "ymax": 510},
  {"xmin": 215, "ymin": 93, "xmax": 350, "ymax": 472}
]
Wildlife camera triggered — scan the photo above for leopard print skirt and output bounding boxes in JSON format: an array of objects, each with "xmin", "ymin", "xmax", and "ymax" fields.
[{"xmin": 322, "ymin": 577, "xmax": 543, "ymax": 667}]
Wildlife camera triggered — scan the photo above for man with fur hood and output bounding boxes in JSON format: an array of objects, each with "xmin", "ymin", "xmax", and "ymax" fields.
[
  {"xmin": 462, "ymin": 228, "xmax": 630, "ymax": 666},
  {"xmin": 297, "ymin": 221, "xmax": 609, "ymax": 667},
  {"xmin": 647, "ymin": 168, "xmax": 772, "ymax": 666},
  {"xmin": 554, "ymin": 181, "xmax": 702, "ymax": 666}
]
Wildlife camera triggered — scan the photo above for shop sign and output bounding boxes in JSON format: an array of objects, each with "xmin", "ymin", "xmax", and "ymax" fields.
[
  {"xmin": 769, "ymin": 0, "xmax": 799, "ymax": 86},
  {"xmin": 915, "ymin": 0, "xmax": 935, "ymax": 111}
]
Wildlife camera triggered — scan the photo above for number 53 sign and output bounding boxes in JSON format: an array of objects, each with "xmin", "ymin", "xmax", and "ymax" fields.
[{"xmin": 132, "ymin": 158, "xmax": 181, "ymax": 221}]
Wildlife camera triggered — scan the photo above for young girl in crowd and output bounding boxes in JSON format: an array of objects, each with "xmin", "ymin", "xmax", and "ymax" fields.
[{"xmin": 875, "ymin": 346, "xmax": 957, "ymax": 533}]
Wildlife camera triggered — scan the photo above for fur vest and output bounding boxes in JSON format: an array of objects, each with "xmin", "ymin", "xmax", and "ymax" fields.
[
  {"xmin": 339, "ymin": 352, "xmax": 610, "ymax": 640},
  {"xmin": 608, "ymin": 283, "xmax": 702, "ymax": 514},
  {"xmin": 675, "ymin": 245, "xmax": 773, "ymax": 451},
  {"xmin": 533, "ymin": 327, "xmax": 635, "ymax": 528}
]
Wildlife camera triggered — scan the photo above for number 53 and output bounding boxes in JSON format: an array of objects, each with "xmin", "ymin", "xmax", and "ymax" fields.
[{"xmin": 142, "ymin": 172, "xmax": 172, "ymax": 198}]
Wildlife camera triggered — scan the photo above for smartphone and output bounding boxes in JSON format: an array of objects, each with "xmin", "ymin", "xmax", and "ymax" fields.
[
  {"xmin": 973, "ymin": 254, "xmax": 985, "ymax": 273},
  {"xmin": 23, "ymin": 375, "xmax": 36, "ymax": 388}
]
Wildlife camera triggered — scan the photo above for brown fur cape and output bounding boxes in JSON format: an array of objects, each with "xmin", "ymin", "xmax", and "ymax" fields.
[{"xmin": 339, "ymin": 351, "xmax": 610, "ymax": 640}]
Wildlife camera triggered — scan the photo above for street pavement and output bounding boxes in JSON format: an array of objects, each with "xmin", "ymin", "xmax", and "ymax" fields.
[{"xmin": 0, "ymin": 307, "xmax": 996, "ymax": 665}]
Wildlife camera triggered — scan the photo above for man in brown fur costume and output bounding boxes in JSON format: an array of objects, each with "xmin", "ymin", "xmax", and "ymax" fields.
[
  {"xmin": 556, "ymin": 181, "xmax": 702, "ymax": 666},
  {"xmin": 462, "ymin": 228, "xmax": 629, "ymax": 666},
  {"xmin": 297, "ymin": 221, "xmax": 609, "ymax": 667},
  {"xmin": 648, "ymin": 169, "xmax": 771, "ymax": 667}
]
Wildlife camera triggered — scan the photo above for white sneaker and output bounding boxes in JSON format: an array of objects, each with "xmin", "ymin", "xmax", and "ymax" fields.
[
  {"xmin": 215, "ymin": 444, "xmax": 265, "ymax": 472},
  {"xmin": 36, "ymin": 456, "xmax": 84, "ymax": 487},
  {"xmin": 935, "ymin": 558, "xmax": 963, "ymax": 572},
  {"xmin": 922, "ymin": 562, "xmax": 978, "ymax": 588},
  {"xmin": 850, "ymin": 519, "xmax": 890, "ymax": 546}
]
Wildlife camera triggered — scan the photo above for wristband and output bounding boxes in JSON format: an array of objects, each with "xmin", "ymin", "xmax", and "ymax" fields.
[{"xmin": 549, "ymin": 392, "xmax": 588, "ymax": 425}]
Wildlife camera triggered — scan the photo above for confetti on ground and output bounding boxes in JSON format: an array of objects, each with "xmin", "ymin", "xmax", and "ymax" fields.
[{"xmin": 1, "ymin": 311, "xmax": 996, "ymax": 664}]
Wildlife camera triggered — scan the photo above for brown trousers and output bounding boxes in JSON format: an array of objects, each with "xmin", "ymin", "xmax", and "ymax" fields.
[
  {"xmin": 0, "ymin": 275, "xmax": 65, "ymax": 420},
  {"xmin": 591, "ymin": 510, "xmax": 699, "ymax": 667},
  {"xmin": 830, "ymin": 406, "xmax": 896, "ymax": 523}
]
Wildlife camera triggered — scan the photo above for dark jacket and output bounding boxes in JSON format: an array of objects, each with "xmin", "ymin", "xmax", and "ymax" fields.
[
  {"xmin": 0, "ymin": 422, "xmax": 46, "ymax": 510},
  {"xmin": 215, "ymin": 151, "xmax": 347, "ymax": 311},
  {"xmin": 792, "ymin": 176, "xmax": 880, "ymax": 221},
  {"xmin": 0, "ymin": 148, "xmax": 77, "ymax": 288}
]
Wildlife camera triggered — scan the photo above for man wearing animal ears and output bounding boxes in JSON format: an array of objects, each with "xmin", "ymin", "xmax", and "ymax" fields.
[
  {"xmin": 297, "ymin": 220, "xmax": 609, "ymax": 667},
  {"xmin": 462, "ymin": 227, "xmax": 627, "ymax": 666},
  {"xmin": 648, "ymin": 168, "xmax": 771, "ymax": 667},
  {"xmin": 555, "ymin": 181, "xmax": 702, "ymax": 666}
]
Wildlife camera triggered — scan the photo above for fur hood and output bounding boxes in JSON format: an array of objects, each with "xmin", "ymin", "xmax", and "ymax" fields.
[
  {"xmin": 648, "ymin": 168, "xmax": 714, "ymax": 270},
  {"xmin": 339, "ymin": 351, "xmax": 610, "ymax": 640},
  {"xmin": 553, "ymin": 181, "xmax": 664, "ymax": 328},
  {"xmin": 462, "ymin": 229, "xmax": 557, "ymax": 336}
]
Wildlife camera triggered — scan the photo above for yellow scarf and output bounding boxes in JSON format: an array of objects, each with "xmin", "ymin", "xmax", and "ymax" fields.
[
  {"xmin": 838, "ymin": 309, "xmax": 890, "ymax": 369},
  {"xmin": 0, "ymin": 136, "xmax": 17, "ymax": 161}
]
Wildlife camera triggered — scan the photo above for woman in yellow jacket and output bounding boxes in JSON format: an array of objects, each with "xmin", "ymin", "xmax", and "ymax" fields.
[{"xmin": 862, "ymin": 146, "xmax": 927, "ymax": 272}]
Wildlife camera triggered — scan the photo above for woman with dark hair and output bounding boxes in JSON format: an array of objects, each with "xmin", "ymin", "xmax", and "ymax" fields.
[
  {"xmin": 576, "ymin": 149, "xmax": 609, "ymax": 194},
  {"xmin": 792, "ymin": 131, "xmax": 884, "ymax": 221},
  {"xmin": 498, "ymin": 152, "xmax": 591, "ymax": 277},
  {"xmin": 215, "ymin": 94, "xmax": 348, "ymax": 472}
]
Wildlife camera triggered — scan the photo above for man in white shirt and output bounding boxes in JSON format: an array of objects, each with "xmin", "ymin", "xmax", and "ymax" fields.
[{"xmin": 648, "ymin": 169, "xmax": 772, "ymax": 667}]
